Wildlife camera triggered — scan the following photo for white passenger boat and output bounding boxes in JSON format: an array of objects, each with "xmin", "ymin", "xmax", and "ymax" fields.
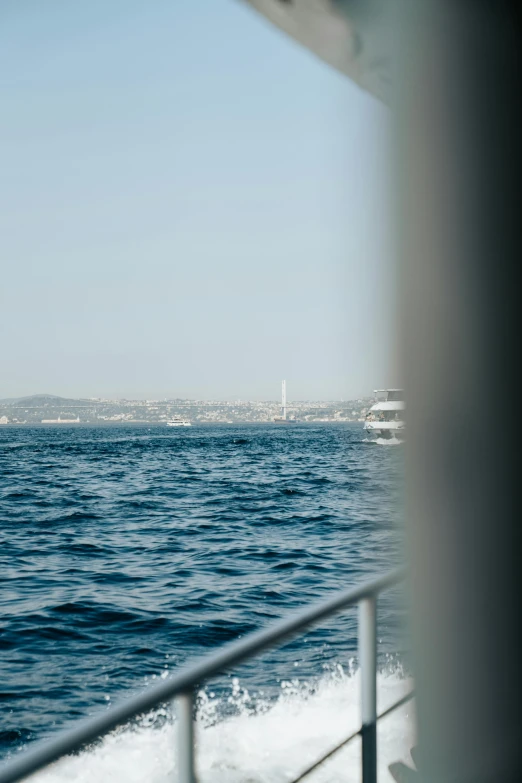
[
  {"xmin": 364, "ymin": 389, "xmax": 404, "ymax": 440},
  {"xmin": 166, "ymin": 416, "xmax": 191, "ymax": 427}
]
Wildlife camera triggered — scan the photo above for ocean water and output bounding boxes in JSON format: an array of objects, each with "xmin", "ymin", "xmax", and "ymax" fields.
[{"xmin": 0, "ymin": 423, "xmax": 412, "ymax": 781}]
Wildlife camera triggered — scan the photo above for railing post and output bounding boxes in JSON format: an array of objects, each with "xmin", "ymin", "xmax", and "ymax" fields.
[
  {"xmin": 359, "ymin": 596, "xmax": 377, "ymax": 783},
  {"xmin": 176, "ymin": 691, "xmax": 196, "ymax": 783}
]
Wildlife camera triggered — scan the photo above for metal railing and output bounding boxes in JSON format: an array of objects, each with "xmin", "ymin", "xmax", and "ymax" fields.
[{"xmin": 0, "ymin": 567, "xmax": 412, "ymax": 783}]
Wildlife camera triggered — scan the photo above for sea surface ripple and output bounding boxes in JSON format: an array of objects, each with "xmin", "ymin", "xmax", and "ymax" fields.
[{"xmin": 0, "ymin": 423, "xmax": 406, "ymax": 774}]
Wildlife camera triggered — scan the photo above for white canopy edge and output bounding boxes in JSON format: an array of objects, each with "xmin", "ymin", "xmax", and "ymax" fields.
[
  {"xmin": 370, "ymin": 401, "xmax": 405, "ymax": 411},
  {"xmin": 239, "ymin": 0, "xmax": 391, "ymax": 104}
]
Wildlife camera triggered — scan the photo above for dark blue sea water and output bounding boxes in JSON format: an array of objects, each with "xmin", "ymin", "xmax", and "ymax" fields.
[{"xmin": 0, "ymin": 423, "xmax": 406, "ymax": 777}]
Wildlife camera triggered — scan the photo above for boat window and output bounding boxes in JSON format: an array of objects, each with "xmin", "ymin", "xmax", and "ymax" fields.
[
  {"xmin": 366, "ymin": 409, "xmax": 402, "ymax": 422},
  {"xmin": 387, "ymin": 390, "xmax": 404, "ymax": 402}
]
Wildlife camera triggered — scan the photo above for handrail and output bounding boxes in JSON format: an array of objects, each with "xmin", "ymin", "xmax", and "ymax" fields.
[
  {"xmin": 0, "ymin": 567, "xmax": 407, "ymax": 783},
  {"xmin": 290, "ymin": 689, "xmax": 415, "ymax": 783}
]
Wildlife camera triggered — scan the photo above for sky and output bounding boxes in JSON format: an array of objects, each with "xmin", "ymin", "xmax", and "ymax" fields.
[{"xmin": 0, "ymin": 0, "xmax": 396, "ymax": 401}]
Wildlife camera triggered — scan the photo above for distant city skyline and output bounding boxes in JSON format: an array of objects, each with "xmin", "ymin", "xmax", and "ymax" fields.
[
  {"xmin": 0, "ymin": 391, "xmax": 374, "ymax": 425},
  {"xmin": 0, "ymin": 1, "xmax": 396, "ymax": 401}
]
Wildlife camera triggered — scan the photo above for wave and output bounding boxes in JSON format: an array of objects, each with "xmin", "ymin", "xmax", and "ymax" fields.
[
  {"xmin": 1, "ymin": 423, "xmax": 405, "ymax": 750},
  {"xmin": 33, "ymin": 668, "xmax": 415, "ymax": 783},
  {"xmin": 363, "ymin": 437, "xmax": 403, "ymax": 446}
]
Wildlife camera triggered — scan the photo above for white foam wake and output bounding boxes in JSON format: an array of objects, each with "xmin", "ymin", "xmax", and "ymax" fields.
[
  {"xmin": 363, "ymin": 436, "xmax": 403, "ymax": 446},
  {"xmin": 34, "ymin": 668, "xmax": 415, "ymax": 783}
]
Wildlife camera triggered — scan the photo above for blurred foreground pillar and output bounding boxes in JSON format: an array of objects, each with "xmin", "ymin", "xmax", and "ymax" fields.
[{"xmin": 396, "ymin": 2, "xmax": 522, "ymax": 781}]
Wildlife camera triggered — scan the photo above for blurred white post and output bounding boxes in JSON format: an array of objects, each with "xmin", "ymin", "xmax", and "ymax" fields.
[
  {"xmin": 176, "ymin": 692, "xmax": 196, "ymax": 783},
  {"xmin": 359, "ymin": 597, "xmax": 377, "ymax": 783}
]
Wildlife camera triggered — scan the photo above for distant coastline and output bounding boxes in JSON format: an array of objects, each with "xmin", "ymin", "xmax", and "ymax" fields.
[{"xmin": 0, "ymin": 394, "xmax": 372, "ymax": 426}]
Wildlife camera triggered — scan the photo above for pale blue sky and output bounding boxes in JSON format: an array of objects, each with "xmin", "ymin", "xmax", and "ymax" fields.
[{"xmin": 0, "ymin": 0, "xmax": 395, "ymax": 401}]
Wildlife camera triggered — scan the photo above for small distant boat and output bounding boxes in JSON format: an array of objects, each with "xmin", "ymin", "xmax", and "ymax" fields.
[
  {"xmin": 41, "ymin": 416, "xmax": 80, "ymax": 424},
  {"xmin": 363, "ymin": 389, "xmax": 404, "ymax": 439},
  {"xmin": 166, "ymin": 416, "xmax": 191, "ymax": 427}
]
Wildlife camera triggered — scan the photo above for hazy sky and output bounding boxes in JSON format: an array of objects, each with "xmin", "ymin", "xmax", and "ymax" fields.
[{"xmin": 1, "ymin": 0, "xmax": 395, "ymax": 401}]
